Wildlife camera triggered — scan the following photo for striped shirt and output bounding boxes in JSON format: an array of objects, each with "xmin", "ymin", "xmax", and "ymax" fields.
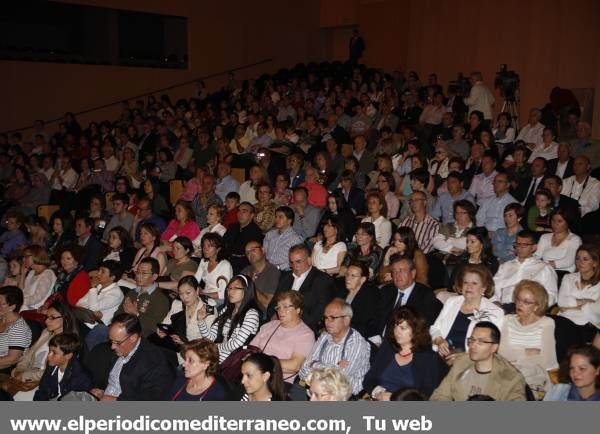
[
  {"xmin": 0, "ymin": 317, "xmax": 32, "ymax": 356},
  {"xmin": 104, "ymin": 337, "xmax": 141, "ymax": 398},
  {"xmin": 198, "ymin": 307, "xmax": 260, "ymax": 362},
  {"xmin": 299, "ymin": 328, "xmax": 371, "ymax": 395},
  {"xmin": 398, "ymin": 214, "xmax": 440, "ymax": 253},
  {"xmin": 263, "ymin": 227, "xmax": 304, "ymax": 270}
]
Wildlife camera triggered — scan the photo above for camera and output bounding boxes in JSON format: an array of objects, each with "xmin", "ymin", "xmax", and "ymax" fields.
[{"xmin": 494, "ymin": 64, "xmax": 520, "ymax": 101}]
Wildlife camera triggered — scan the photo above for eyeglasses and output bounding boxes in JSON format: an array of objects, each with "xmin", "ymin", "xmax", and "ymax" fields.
[
  {"xmin": 467, "ymin": 337, "xmax": 496, "ymax": 346},
  {"xmin": 323, "ymin": 315, "xmax": 347, "ymax": 321},
  {"xmin": 346, "ymin": 273, "xmax": 362, "ymax": 279},
  {"xmin": 515, "ymin": 297, "xmax": 537, "ymax": 306},
  {"xmin": 135, "ymin": 271, "xmax": 154, "ymax": 276},
  {"xmin": 46, "ymin": 315, "xmax": 63, "ymax": 321},
  {"xmin": 275, "ymin": 304, "xmax": 295, "ymax": 312},
  {"xmin": 513, "ymin": 243, "xmax": 534, "ymax": 248},
  {"xmin": 245, "ymin": 246, "xmax": 261, "ymax": 256},
  {"xmin": 110, "ymin": 335, "xmax": 132, "ymax": 347}
]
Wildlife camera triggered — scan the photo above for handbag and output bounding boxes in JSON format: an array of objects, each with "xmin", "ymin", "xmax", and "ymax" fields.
[
  {"xmin": 0, "ymin": 375, "xmax": 40, "ymax": 396},
  {"xmin": 218, "ymin": 324, "xmax": 281, "ymax": 383}
]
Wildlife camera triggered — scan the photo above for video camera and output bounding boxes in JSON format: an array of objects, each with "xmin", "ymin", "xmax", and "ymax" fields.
[
  {"xmin": 494, "ymin": 64, "xmax": 520, "ymax": 101},
  {"xmin": 448, "ymin": 73, "xmax": 471, "ymax": 97}
]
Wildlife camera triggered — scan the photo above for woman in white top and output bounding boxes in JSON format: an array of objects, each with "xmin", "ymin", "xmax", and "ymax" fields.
[
  {"xmin": 194, "ymin": 233, "xmax": 233, "ymax": 302},
  {"xmin": 492, "ymin": 112, "xmax": 516, "ymax": 155},
  {"xmin": 361, "ymin": 191, "xmax": 392, "ymax": 248},
  {"xmin": 192, "ymin": 204, "xmax": 226, "ymax": 255},
  {"xmin": 197, "ymin": 275, "xmax": 260, "ymax": 362},
  {"xmin": 18, "ymin": 245, "xmax": 56, "ymax": 311},
  {"xmin": 555, "ymin": 246, "xmax": 600, "ymax": 361},
  {"xmin": 535, "ymin": 209, "xmax": 582, "ymax": 273},
  {"xmin": 430, "ymin": 264, "xmax": 504, "ymax": 364},
  {"xmin": 311, "ymin": 216, "xmax": 347, "ymax": 276},
  {"xmin": 432, "ymin": 199, "xmax": 475, "ymax": 255},
  {"xmin": 499, "ymin": 280, "xmax": 558, "ymax": 398}
]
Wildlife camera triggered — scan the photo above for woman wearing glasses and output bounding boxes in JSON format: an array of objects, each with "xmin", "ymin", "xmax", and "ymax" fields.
[
  {"xmin": 499, "ymin": 280, "xmax": 558, "ymax": 398},
  {"xmin": 5, "ymin": 300, "xmax": 78, "ymax": 400},
  {"xmin": 196, "ymin": 275, "xmax": 260, "ymax": 362},
  {"xmin": 430, "ymin": 264, "xmax": 504, "ymax": 365},
  {"xmin": 250, "ymin": 291, "xmax": 315, "ymax": 384},
  {"xmin": 364, "ymin": 307, "xmax": 447, "ymax": 400}
]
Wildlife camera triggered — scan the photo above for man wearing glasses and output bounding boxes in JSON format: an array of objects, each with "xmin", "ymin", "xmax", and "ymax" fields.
[
  {"xmin": 131, "ymin": 197, "xmax": 166, "ymax": 246},
  {"xmin": 241, "ymin": 240, "xmax": 280, "ymax": 318},
  {"xmin": 298, "ymin": 299, "xmax": 370, "ymax": 397},
  {"xmin": 115, "ymin": 257, "xmax": 169, "ymax": 337},
  {"xmin": 89, "ymin": 313, "xmax": 174, "ymax": 401},
  {"xmin": 492, "ymin": 230, "xmax": 558, "ymax": 312},
  {"xmin": 430, "ymin": 322, "xmax": 526, "ymax": 401}
]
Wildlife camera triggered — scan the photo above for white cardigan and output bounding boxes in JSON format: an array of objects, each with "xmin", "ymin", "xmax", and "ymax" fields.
[
  {"xmin": 76, "ymin": 282, "xmax": 124, "ymax": 328},
  {"xmin": 430, "ymin": 295, "xmax": 505, "ymax": 351},
  {"xmin": 535, "ymin": 232, "xmax": 581, "ymax": 272}
]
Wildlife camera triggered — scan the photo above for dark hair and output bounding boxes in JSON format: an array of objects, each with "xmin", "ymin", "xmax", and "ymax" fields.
[
  {"xmin": 173, "ymin": 236, "xmax": 194, "ymax": 256},
  {"xmin": 446, "ymin": 171, "xmax": 464, "ymax": 183},
  {"xmin": 346, "ymin": 261, "xmax": 369, "ymax": 278},
  {"xmin": 340, "ymin": 169, "xmax": 356, "ymax": 184},
  {"xmin": 378, "ymin": 171, "xmax": 396, "ymax": 192},
  {"xmin": 174, "ymin": 200, "xmax": 196, "ymax": 223},
  {"xmin": 319, "ymin": 215, "xmax": 345, "ymax": 243},
  {"xmin": 386, "ymin": 307, "xmax": 432, "ymax": 352},
  {"xmin": 242, "ymin": 353, "xmax": 287, "ymax": 401},
  {"xmin": 275, "ymin": 206, "xmax": 295, "ymax": 224},
  {"xmin": 390, "ymin": 388, "xmax": 427, "ymax": 401},
  {"xmin": 100, "ymin": 260, "xmax": 123, "ymax": 281},
  {"xmin": 465, "ymin": 227, "xmax": 495, "ymax": 264},
  {"xmin": 57, "ymin": 243, "xmax": 85, "ymax": 265},
  {"xmin": 327, "ymin": 190, "xmax": 351, "ymax": 214},
  {"xmin": 110, "ymin": 313, "xmax": 142, "ymax": 336},
  {"xmin": 178, "ymin": 275, "xmax": 200, "ymax": 291},
  {"xmin": 47, "ymin": 299, "xmax": 79, "ymax": 335},
  {"xmin": 516, "ymin": 229, "xmax": 538, "ymax": 245},
  {"xmin": 107, "ymin": 226, "xmax": 132, "ymax": 252},
  {"xmin": 409, "ymin": 167, "xmax": 429, "ymax": 186},
  {"xmin": 139, "ymin": 257, "xmax": 160, "ymax": 275},
  {"xmin": 392, "ymin": 227, "xmax": 418, "ymax": 259},
  {"xmin": 356, "ymin": 222, "xmax": 377, "ymax": 249},
  {"xmin": 75, "ymin": 215, "xmax": 94, "ymax": 230},
  {"xmin": 226, "ymin": 191, "xmax": 241, "ymax": 202},
  {"xmin": 158, "ymin": 146, "xmax": 174, "ymax": 161},
  {"xmin": 552, "ymin": 206, "xmax": 579, "ymax": 233},
  {"xmin": 111, "ymin": 193, "xmax": 129, "ymax": 205},
  {"xmin": 504, "ymin": 202, "xmax": 525, "ymax": 220},
  {"xmin": 181, "ymin": 338, "xmax": 220, "ymax": 377},
  {"xmin": 50, "ymin": 211, "xmax": 74, "ymax": 238},
  {"xmin": 201, "ymin": 233, "xmax": 224, "ymax": 257},
  {"xmin": 448, "ymin": 157, "xmax": 465, "ymax": 171},
  {"xmin": 139, "ymin": 222, "xmax": 161, "ymax": 247},
  {"xmin": 473, "ymin": 321, "xmax": 501, "ymax": 344},
  {"xmin": 577, "ymin": 245, "xmax": 600, "ymax": 286},
  {"xmin": 0, "ymin": 286, "xmax": 24, "ymax": 311},
  {"xmin": 470, "ymin": 110, "xmax": 484, "ymax": 123},
  {"xmin": 215, "ymin": 275, "xmax": 258, "ymax": 342},
  {"xmin": 543, "ymin": 174, "xmax": 563, "ymax": 187},
  {"xmin": 467, "ymin": 394, "xmax": 495, "ymax": 401},
  {"xmin": 453, "ymin": 199, "xmax": 476, "ymax": 223},
  {"xmin": 366, "ymin": 191, "xmax": 387, "ymax": 217},
  {"xmin": 48, "ymin": 332, "xmax": 81, "ymax": 356},
  {"xmin": 561, "ymin": 345, "xmax": 600, "ymax": 388}
]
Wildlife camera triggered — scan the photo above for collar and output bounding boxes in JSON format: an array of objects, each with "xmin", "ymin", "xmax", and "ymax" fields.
[
  {"xmin": 398, "ymin": 282, "xmax": 416, "ymax": 301},
  {"xmin": 120, "ymin": 337, "xmax": 142, "ymax": 362},
  {"xmin": 293, "ymin": 266, "xmax": 312, "ymax": 281},
  {"xmin": 136, "ymin": 283, "xmax": 158, "ymax": 295}
]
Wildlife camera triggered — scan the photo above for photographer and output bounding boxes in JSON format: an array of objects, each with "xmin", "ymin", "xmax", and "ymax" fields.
[{"xmin": 464, "ymin": 72, "xmax": 495, "ymax": 128}]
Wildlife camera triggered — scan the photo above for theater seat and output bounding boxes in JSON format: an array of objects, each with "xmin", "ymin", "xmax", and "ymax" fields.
[
  {"xmin": 37, "ymin": 204, "xmax": 60, "ymax": 222},
  {"xmin": 231, "ymin": 168, "xmax": 245, "ymax": 185},
  {"xmin": 169, "ymin": 179, "xmax": 185, "ymax": 205}
]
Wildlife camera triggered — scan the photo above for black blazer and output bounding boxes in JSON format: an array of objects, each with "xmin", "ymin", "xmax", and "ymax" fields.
[
  {"xmin": 81, "ymin": 235, "xmax": 103, "ymax": 271},
  {"xmin": 34, "ymin": 358, "xmax": 92, "ymax": 401},
  {"xmin": 96, "ymin": 337, "xmax": 175, "ymax": 401},
  {"xmin": 335, "ymin": 187, "xmax": 366, "ymax": 216},
  {"xmin": 268, "ymin": 267, "xmax": 335, "ymax": 334},
  {"xmin": 362, "ymin": 340, "xmax": 448, "ymax": 398},
  {"xmin": 548, "ymin": 157, "xmax": 575, "ymax": 179},
  {"xmin": 335, "ymin": 282, "xmax": 382, "ymax": 340},
  {"xmin": 379, "ymin": 282, "xmax": 442, "ymax": 330}
]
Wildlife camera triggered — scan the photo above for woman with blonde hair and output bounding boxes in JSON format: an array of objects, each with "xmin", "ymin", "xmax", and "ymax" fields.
[{"xmin": 305, "ymin": 367, "xmax": 352, "ymax": 401}]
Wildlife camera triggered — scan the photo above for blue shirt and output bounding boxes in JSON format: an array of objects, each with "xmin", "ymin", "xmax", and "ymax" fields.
[
  {"xmin": 0, "ymin": 230, "xmax": 27, "ymax": 256},
  {"xmin": 491, "ymin": 225, "xmax": 522, "ymax": 263},
  {"xmin": 380, "ymin": 360, "xmax": 415, "ymax": 392},
  {"xmin": 432, "ymin": 190, "xmax": 475, "ymax": 224},
  {"xmin": 476, "ymin": 193, "xmax": 518, "ymax": 231},
  {"xmin": 215, "ymin": 175, "xmax": 240, "ymax": 202}
]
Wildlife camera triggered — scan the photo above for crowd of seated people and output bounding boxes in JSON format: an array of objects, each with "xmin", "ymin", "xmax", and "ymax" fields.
[{"xmin": 1, "ymin": 61, "xmax": 599, "ymax": 402}]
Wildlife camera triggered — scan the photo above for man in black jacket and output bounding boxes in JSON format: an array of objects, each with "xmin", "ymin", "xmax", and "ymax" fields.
[
  {"xmin": 89, "ymin": 313, "xmax": 174, "ymax": 401},
  {"xmin": 547, "ymin": 143, "xmax": 574, "ymax": 179},
  {"xmin": 74, "ymin": 216, "xmax": 102, "ymax": 271},
  {"xmin": 379, "ymin": 256, "xmax": 442, "ymax": 335},
  {"xmin": 267, "ymin": 244, "xmax": 335, "ymax": 334},
  {"xmin": 221, "ymin": 202, "xmax": 264, "ymax": 274}
]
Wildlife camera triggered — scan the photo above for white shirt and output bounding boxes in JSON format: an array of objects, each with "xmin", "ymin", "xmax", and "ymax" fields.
[
  {"xmin": 492, "ymin": 256, "xmax": 558, "ymax": 306},
  {"xmin": 528, "ymin": 141, "xmax": 558, "ymax": 163},
  {"xmin": 468, "ymin": 170, "xmax": 497, "ymax": 205},
  {"xmin": 239, "ymin": 181, "xmax": 257, "ymax": 205},
  {"xmin": 194, "ymin": 259, "xmax": 233, "ymax": 300},
  {"xmin": 561, "ymin": 175, "xmax": 600, "ymax": 216},
  {"xmin": 464, "ymin": 82, "xmax": 495, "ymax": 120},
  {"xmin": 558, "ymin": 273, "xmax": 600, "ymax": 328},
  {"xmin": 76, "ymin": 282, "xmax": 124, "ymax": 327},
  {"xmin": 555, "ymin": 160, "xmax": 569, "ymax": 179},
  {"xmin": 291, "ymin": 267, "xmax": 312, "ymax": 292},
  {"xmin": 52, "ymin": 167, "xmax": 79, "ymax": 190},
  {"xmin": 192, "ymin": 224, "xmax": 227, "ymax": 252},
  {"xmin": 361, "ymin": 215, "xmax": 392, "ymax": 248},
  {"xmin": 311, "ymin": 241, "xmax": 347, "ymax": 271},
  {"xmin": 535, "ymin": 232, "xmax": 582, "ymax": 272},
  {"xmin": 516, "ymin": 122, "xmax": 544, "ymax": 146}
]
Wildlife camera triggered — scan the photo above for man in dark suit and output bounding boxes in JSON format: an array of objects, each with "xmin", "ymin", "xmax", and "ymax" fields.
[
  {"xmin": 336, "ymin": 170, "xmax": 366, "ymax": 216},
  {"xmin": 89, "ymin": 313, "xmax": 174, "ymax": 401},
  {"xmin": 379, "ymin": 256, "xmax": 442, "ymax": 335},
  {"xmin": 512, "ymin": 157, "xmax": 547, "ymax": 207},
  {"xmin": 74, "ymin": 215, "xmax": 103, "ymax": 271},
  {"xmin": 542, "ymin": 175, "xmax": 581, "ymax": 220},
  {"xmin": 267, "ymin": 244, "xmax": 335, "ymax": 334},
  {"xmin": 547, "ymin": 143, "xmax": 574, "ymax": 179},
  {"xmin": 222, "ymin": 202, "xmax": 264, "ymax": 273}
]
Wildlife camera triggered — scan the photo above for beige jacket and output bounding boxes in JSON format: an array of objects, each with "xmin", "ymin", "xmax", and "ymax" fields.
[
  {"xmin": 13, "ymin": 329, "xmax": 52, "ymax": 382},
  {"xmin": 430, "ymin": 353, "xmax": 527, "ymax": 401}
]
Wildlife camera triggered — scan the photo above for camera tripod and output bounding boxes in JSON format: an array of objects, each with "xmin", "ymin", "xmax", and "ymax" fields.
[{"xmin": 500, "ymin": 98, "xmax": 519, "ymax": 132}]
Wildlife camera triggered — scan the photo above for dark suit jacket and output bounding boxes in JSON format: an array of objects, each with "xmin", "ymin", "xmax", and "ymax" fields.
[
  {"xmin": 548, "ymin": 157, "xmax": 574, "ymax": 179},
  {"xmin": 335, "ymin": 282, "xmax": 382, "ymax": 340},
  {"xmin": 81, "ymin": 234, "xmax": 103, "ymax": 271},
  {"xmin": 379, "ymin": 282, "xmax": 442, "ymax": 331},
  {"xmin": 363, "ymin": 340, "xmax": 448, "ymax": 398},
  {"xmin": 336, "ymin": 187, "xmax": 366, "ymax": 216},
  {"xmin": 34, "ymin": 358, "xmax": 92, "ymax": 401},
  {"xmin": 95, "ymin": 337, "xmax": 175, "ymax": 401},
  {"xmin": 268, "ymin": 267, "xmax": 335, "ymax": 334}
]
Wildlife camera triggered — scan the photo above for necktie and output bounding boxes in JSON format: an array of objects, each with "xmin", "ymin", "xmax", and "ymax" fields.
[
  {"xmin": 394, "ymin": 290, "xmax": 404, "ymax": 310},
  {"xmin": 525, "ymin": 178, "xmax": 538, "ymax": 204}
]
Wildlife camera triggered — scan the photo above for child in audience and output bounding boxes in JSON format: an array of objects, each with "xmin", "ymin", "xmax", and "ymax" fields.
[
  {"xmin": 527, "ymin": 188, "xmax": 553, "ymax": 233},
  {"xmin": 223, "ymin": 192, "xmax": 240, "ymax": 228}
]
